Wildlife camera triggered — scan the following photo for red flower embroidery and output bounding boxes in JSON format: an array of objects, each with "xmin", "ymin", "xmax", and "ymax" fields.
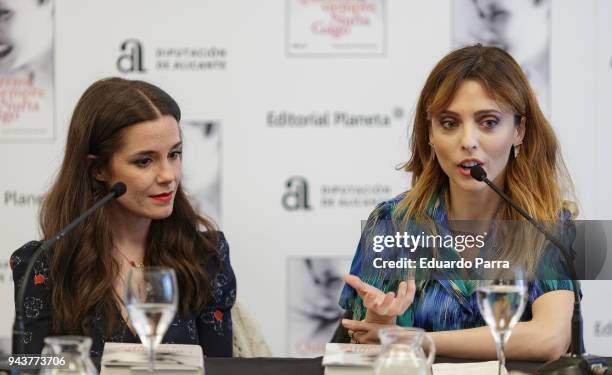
[
  {"xmin": 33, "ymin": 274, "xmax": 46, "ymax": 285},
  {"xmin": 214, "ymin": 310, "xmax": 223, "ymax": 322}
]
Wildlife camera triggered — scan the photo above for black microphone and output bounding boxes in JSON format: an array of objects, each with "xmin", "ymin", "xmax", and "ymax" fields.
[
  {"xmin": 12, "ymin": 182, "xmax": 126, "ymax": 355},
  {"xmin": 469, "ymin": 165, "xmax": 608, "ymax": 374}
]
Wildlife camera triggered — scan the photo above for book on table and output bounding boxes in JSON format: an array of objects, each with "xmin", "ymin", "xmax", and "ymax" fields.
[
  {"xmin": 322, "ymin": 343, "xmax": 381, "ymax": 375},
  {"xmin": 322, "ymin": 343, "xmax": 503, "ymax": 375},
  {"xmin": 100, "ymin": 342, "xmax": 204, "ymax": 375}
]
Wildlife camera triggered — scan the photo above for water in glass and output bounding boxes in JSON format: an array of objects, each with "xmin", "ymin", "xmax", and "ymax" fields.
[
  {"xmin": 126, "ymin": 267, "xmax": 178, "ymax": 373},
  {"xmin": 476, "ymin": 267, "xmax": 527, "ymax": 375},
  {"xmin": 127, "ymin": 302, "xmax": 176, "ymax": 350}
]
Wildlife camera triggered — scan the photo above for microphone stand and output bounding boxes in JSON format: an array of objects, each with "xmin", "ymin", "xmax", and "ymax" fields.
[
  {"xmin": 469, "ymin": 166, "xmax": 608, "ymax": 375},
  {"xmin": 12, "ymin": 183, "xmax": 126, "ymax": 356}
]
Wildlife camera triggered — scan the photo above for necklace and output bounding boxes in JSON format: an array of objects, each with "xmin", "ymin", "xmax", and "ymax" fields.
[{"xmin": 116, "ymin": 250, "xmax": 145, "ymax": 270}]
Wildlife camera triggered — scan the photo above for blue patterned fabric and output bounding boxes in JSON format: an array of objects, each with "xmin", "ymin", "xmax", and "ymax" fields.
[
  {"xmin": 338, "ymin": 193, "xmax": 577, "ymax": 331},
  {"xmin": 11, "ymin": 232, "xmax": 236, "ymax": 357}
]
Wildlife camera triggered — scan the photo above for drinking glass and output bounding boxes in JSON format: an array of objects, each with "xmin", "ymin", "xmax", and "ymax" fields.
[
  {"xmin": 126, "ymin": 267, "xmax": 178, "ymax": 373},
  {"xmin": 40, "ymin": 336, "xmax": 97, "ymax": 375},
  {"xmin": 476, "ymin": 267, "xmax": 527, "ymax": 375},
  {"xmin": 374, "ymin": 327, "xmax": 436, "ymax": 375}
]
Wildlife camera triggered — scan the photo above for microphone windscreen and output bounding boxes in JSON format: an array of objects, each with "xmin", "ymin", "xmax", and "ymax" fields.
[
  {"xmin": 111, "ymin": 182, "xmax": 127, "ymax": 198},
  {"xmin": 470, "ymin": 165, "xmax": 487, "ymax": 181}
]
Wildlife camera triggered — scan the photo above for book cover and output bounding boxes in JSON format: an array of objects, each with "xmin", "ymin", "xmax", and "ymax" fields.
[
  {"xmin": 101, "ymin": 342, "xmax": 203, "ymax": 373},
  {"xmin": 322, "ymin": 343, "xmax": 381, "ymax": 367}
]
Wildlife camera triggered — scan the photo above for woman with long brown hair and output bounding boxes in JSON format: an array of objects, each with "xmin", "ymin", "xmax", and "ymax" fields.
[
  {"xmin": 11, "ymin": 77, "xmax": 235, "ymax": 357},
  {"xmin": 337, "ymin": 45, "xmax": 576, "ymax": 361}
]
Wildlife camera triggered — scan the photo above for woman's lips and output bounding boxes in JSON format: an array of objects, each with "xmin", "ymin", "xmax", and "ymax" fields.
[
  {"xmin": 456, "ymin": 159, "xmax": 484, "ymax": 177},
  {"xmin": 150, "ymin": 192, "xmax": 173, "ymax": 202},
  {"xmin": 457, "ymin": 166, "xmax": 474, "ymax": 177},
  {"xmin": 457, "ymin": 164, "xmax": 484, "ymax": 177}
]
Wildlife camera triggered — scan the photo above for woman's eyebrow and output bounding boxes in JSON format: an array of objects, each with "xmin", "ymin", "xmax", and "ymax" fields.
[
  {"xmin": 474, "ymin": 110, "xmax": 503, "ymax": 116},
  {"xmin": 128, "ymin": 142, "xmax": 183, "ymax": 157},
  {"xmin": 437, "ymin": 110, "xmax": 460, "ymax": 117},
  {"xmin": 437, "ymin": 109, "xmax": 503, "ymax": 117}
]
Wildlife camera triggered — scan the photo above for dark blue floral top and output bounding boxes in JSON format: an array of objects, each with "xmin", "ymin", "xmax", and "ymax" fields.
[
  {"xmin": 339, "ymin": 193, "xmax": 577, "ymax": 331},
  {"xmin": 11, "ymin": 232, "xmax": 236, "ymax": 357}
]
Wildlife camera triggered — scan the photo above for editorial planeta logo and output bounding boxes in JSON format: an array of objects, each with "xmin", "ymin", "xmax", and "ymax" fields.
[
  {"xmin": 2, "ymin": 190, "xmax": 44, "ymax": 207},
  {"xmin": 116, "ymin": 39, "xmax": 227, "ymax": 73},
  {"xmin": 267, "ymin": 108, "xmax": 404, "ymax": 129},
  {"xmin": 282, "ymin": 176, "xmax": 392, "ymax": 211}
]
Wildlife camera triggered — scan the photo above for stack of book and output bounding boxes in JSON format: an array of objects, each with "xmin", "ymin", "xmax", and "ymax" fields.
[
  {"xmin": 100, "ymin": 343, "xmax": 204, "ymax": 375},
  {"xmin": 322, "ymin": 343, "xmax": 381, "ymax": 375},
  {"xmin": 322, "ymin": 343, "xmax": 503, "ymax": 375}
]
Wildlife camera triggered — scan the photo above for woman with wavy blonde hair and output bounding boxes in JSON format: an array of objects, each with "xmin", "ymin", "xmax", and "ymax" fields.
[{"xmin": 337, "ymin": 45, "xmax": 576, "ymax": 362}]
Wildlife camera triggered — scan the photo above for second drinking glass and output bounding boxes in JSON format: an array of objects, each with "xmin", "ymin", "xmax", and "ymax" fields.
[{"xmin": 126, "ymin": 266, "xmax": 178, "ymax": 374}]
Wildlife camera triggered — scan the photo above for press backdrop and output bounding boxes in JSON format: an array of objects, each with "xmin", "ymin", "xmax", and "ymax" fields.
[{"xmin": 0, "ymin": 0, "xmax": 611, "ymax": 356}]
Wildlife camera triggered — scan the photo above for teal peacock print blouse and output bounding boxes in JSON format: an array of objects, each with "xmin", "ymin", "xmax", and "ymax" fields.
[{"xmin": 338, "ymin": 192, "xmax": 577, "ymax": 331}]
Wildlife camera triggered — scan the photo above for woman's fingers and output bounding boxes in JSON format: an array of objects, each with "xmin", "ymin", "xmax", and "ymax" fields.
[
  {"xmin": 345, "ymin": 274, "xmax": 377, "ymax": 298},
  {"xmin": 381, "ymin": 291, "xmax": 395, "ymax": 307},
  {"xmin": 362, "ymin": 289, "xmax": 382, "ymax": 308},
  {"xmin": 376, "ymin": 291, "xmax": 396, "ymax": 315},
  {"xmin": 396, "ymin": 281, "xmax": 408, "ymax": 298},
  {"xmin": 399, "ymin": 279, "xmax": 416, "ymax": 310},
  {"xmin": 345, "ymin": 274, "xmax": 417, "ymax": 317},
  {"xmin": 381, "ymin": 280, "xmax": 416, "ymax": 315},
  {"xmin": 353, "ymin": 330, "xmax": 375, "ymax": 344},
  {"xmin": 360, "ymin": 330, "xmax": 381, "ymax": 344},
  {"xmin": 342, "ymin": 319, "xmax": 391, "ymax": 344},
  {"xmin": 346, "ymin": 274, "xmax": 388, "ymax": 311},
  {"xmin": 342, "ymin": 318, "xmax": 368, "ymax": 332},
  {"xmin": 344, "ymin": 274, "xmax": 363, "ymax": 291},
  {"xmin": 392, "ymin": 279, "xmax": 416, "ymax": 314}
]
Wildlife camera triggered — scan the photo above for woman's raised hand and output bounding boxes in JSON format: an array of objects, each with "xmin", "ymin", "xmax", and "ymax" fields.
[{"xmin": 344, "ymin": 274, "xmax": 416, "ymax": 324}]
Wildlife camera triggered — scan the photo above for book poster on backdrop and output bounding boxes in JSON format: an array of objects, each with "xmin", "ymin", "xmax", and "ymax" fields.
[
  {"xmin": 286, "ymin": 0, "xmax": 386, "ymax": 56},
  {"xmin": 180, "ymin": 120, "xmax": 221, "ymax": 224},
  {"xmin": 452, "ymin": 0, "xmax": 551, "ymax": 115},
  {"xmin": 287, "ymin": 257, "xmax": 351, "ymax": 357},
  {"xmin": 0, "ymin": 0, "xmax": 55, "ymax": 142}
]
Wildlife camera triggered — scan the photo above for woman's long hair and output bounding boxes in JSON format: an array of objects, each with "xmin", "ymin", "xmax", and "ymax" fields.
[
  {"xmin": 40, "ymin": 77, "xmax": 219, "ymax": 335},
  {"xmin": 395, "ymin": 45, "xmax": 576, "ymax": 274}
]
